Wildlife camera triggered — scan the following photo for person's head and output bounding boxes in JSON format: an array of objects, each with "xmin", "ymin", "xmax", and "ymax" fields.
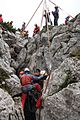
[
  {"xmin": 19, "ymin": 71, "xmax": 24, "ymax": 77},
  {"xmin": 10, "ymin": 21, "xmax": 13, "ymax": 25},
  {"xmin": 0, "ymin": 14, "xmax": 2, "ymax": 17},
  {"xmin": 55, "ymin": 6, "xmax": 58, "ymax": 10},
  {"xmin": 24, "ymin": 68, "xmax": 30, "ymax": 74},
  {"xmin": 40, "ymin": 69, "xmax": 47, "ymax": 76},
  {"xmin": 67, "ymin": 16, "xmax": 70, "ymax": 19},
  {"xmin": 34, "ymin": 24, "xmax": 37, "ymax": 27},
  {"xmin": 33, "ymin": 68, "xmax": 40, "ymax": 76},
  {"xmin": 23, "ymin": 22, "xmax": 25, "ymax": 25}
]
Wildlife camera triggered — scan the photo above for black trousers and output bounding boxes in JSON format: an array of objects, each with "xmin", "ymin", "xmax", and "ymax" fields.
[
  {"xmin": 54, "ymin": 18, "xmax": 58, "ymax": 26},
  {"xmin": 24, "ymin": 95, "xmax": 36, "ymax": 120}
]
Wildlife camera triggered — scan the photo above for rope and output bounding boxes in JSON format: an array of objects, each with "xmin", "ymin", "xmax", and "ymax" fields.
[
  {"xmin": 25, "ymin": 0, "xmax": 43, "ymax": 29},
  {"xmin": 40, "ymin": 0, "xmax": 46, "ymax": 27},
  {"xmin": 49, "ymin": 0, "xmax": 74, "ymax": 18},
  {"xmin": 42, "ymin": 0, "xmax": 51, "ymax": 95}
]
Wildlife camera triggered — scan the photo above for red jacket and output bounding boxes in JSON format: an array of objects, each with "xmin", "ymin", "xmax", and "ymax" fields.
[
  {"xmin": 21, "ymin": 75, "xmax": 32, "ymax": 85},
  {"xmin": 34, "ymin": 26, "xmax": 40, "ymax": 34},
  {"xmin": 21, "ymin": 74, "xmax": 32, "ymax": 109},
  {"xmin": 0, "ymin": 16, "xmax": 3, "ymax": 23}
]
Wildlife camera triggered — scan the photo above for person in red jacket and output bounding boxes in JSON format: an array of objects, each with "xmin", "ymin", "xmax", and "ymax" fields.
[
  {"xmin": 13, "ymin": 67, "xmax": 47, "ymax": 120},
  {"xmin": 0, "ymin": 14, "xmax": 3, "ymax": 23},
  {"xmin": 20, "ymin": 68, "xmax": 47, "ymax": 120},
  {"xmin": 33, "ymin": 24, "xmax": 40, "ymax": 36}
]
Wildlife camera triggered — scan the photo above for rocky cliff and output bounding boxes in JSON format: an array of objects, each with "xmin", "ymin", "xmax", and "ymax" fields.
[{"xmin": 0, "ymin": 13, "xmax": 80, "ymax": 120}]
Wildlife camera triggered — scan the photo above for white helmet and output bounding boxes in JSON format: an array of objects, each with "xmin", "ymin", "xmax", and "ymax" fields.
[
  {"xmin": 24, "ymin": 68, "xmax": 30, "ymax": 72},
  {"xmin": 40, "ymin": 70, "xmax": 46, "ymax": 75}
]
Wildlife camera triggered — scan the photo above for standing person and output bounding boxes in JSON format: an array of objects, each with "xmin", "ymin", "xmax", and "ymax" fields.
[
  {"xmin": 52, "ymin": 6, "xmax": 59, "ymax": 26},
  {"xmin": 33, "ymin": 24, "xmax": 40, "ymax": 36},
  {"xmin": 21, "ymin": 22, "xmax": 26, "ymax": 31},
  {"xmin": 65, "ymin": 16, "xmax": 70, "ymax": 25},
  {"xmin": 0, "ymin": 14, "xmax": 3, "ymax": 23},
  {"xmin": 44, "ymin": 10, "xmax": 52, "ymax": 27}
]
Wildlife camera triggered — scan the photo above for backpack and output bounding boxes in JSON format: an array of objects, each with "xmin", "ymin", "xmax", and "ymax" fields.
[{"xmin": 21, "ymin": 74, "xmax": 32, "ymax": 85}]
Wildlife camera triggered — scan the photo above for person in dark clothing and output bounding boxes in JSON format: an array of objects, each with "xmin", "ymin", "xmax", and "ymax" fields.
[
  {"xmin": 52, "ymin": 6, "xmax": 59, "ymax": 26},
  {"xmin": 44, "ymin": 10, "xmax": 53, "ymax": 27},
  {"xmin": 21, "ymin": 22, "xmax": 26, "ymax": 31},
  {"xmin": 24, "ymin": 91, "xmax": 37, "ymax": 120},
  {"xmin": 65, "ymin": 16, "xmax": 70, "ymax": 25}
]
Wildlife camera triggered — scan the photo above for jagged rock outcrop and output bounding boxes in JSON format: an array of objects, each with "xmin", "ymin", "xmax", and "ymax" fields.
[
  {"xmin": 0, "ymin": 88, "xmax": 24, "ymax": 120},
  {"xmin": 41, "ymin": 57, "xmax": 80, "ymax": 120},
  {"xmin": 0, "ymin": 13, "xmax": 80, "ymax": 120},
  {"xmin": 0, "ymin": 34, "xmax": 23, "ymax": 119}
]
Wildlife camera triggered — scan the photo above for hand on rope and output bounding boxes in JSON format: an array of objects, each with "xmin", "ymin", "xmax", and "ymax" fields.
[{"xmin": 43, "ymin": 63, "xmax": 52, "ymax": 95}]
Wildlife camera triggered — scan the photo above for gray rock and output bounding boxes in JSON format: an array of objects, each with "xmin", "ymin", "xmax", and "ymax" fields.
[
  {"xmin": 17, "ymin": 48, "xmax": 27, "ymax": 64},
  {"xmin": 42, "ymin": 82, "xmax": 80, "ymax": 120},
  {"xmin": 0, "ymin": 38, "xmax": 11, "ymax": 65},
  {"xmin": 41, "ymin": 57, "xmax": 80, "ymax": 120},
  {"xmin": 0, "ymin": 13, "xmax": 80, "ymax": 120},
  {"xmin": 0, "ymin": 88, "xmax": 24, "ymax": 120}
]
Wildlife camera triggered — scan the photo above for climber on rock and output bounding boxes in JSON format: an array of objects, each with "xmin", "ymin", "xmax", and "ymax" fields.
[
  {"xmin": 19, "ymin": 67, "xmax": 47, "ymax": 120},
  {"xmin": 0, "ymin": 14, "xmax": 3, "ymax": 23},
  {"xmin": 52, "ymin": 6, "xmax": 59, "ymax": 26},
  {"xmin": 33, "ymin": 24, "xmax": 40, "ymax": 37},
  {"xmin": 21, "ymin": 22, "xmax": 26, "ymax": 32},
  {"xmin": 65, "ymin": 16, "xmax": 70, "ymax": 25},
  {"xmin": 13, "ymin": 67, "xmax": 47, "ymax": 120}
]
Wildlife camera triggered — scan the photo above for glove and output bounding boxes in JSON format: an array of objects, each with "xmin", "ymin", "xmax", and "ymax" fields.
[{"xmin": 42, "ymin": 75, "xmax": 47, "ymax": 80}]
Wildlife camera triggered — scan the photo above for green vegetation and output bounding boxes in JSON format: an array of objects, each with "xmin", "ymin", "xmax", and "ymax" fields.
[
  {"xmin": 0, "ymin": 22, "xmax": 16, "ymax": 34},
  {"xmin": 40, "ymin": 25, "xmax": 53, "ymax": 34}
]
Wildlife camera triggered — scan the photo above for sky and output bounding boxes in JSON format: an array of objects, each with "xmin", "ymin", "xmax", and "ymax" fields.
[{"xmin": 0, "ymin": 0, "xmax": 80, "ymax": 36}]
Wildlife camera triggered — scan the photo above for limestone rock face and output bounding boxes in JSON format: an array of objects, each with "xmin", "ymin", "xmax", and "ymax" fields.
[
  {"xmin": 0, "ymin": 89, "xmax": 24, "ymax": 120},
  {"xmin": 0, "ymin": 13, "xmax": 80, "ymax": 120},
  {"xmin": 48, "ymin": 58, "xmax": 80, "ymax": 95},
  {"xmin": 0, "ymin": 38, "xmax": 11, "ymax": 65},
  {"xmin": 41, "ymin": 58, "xmax": 80, "ymax": 120},
  {"xmin": 17, "ymin": 48, "xmax": 27, "ymax": 64},
  {"xmin": 43, "ymin": 82, "xmax": 80, "ymax": 120},
  {"xmin": 0, "ymin": 33, "xmax": 23, "ymax": 119}
]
